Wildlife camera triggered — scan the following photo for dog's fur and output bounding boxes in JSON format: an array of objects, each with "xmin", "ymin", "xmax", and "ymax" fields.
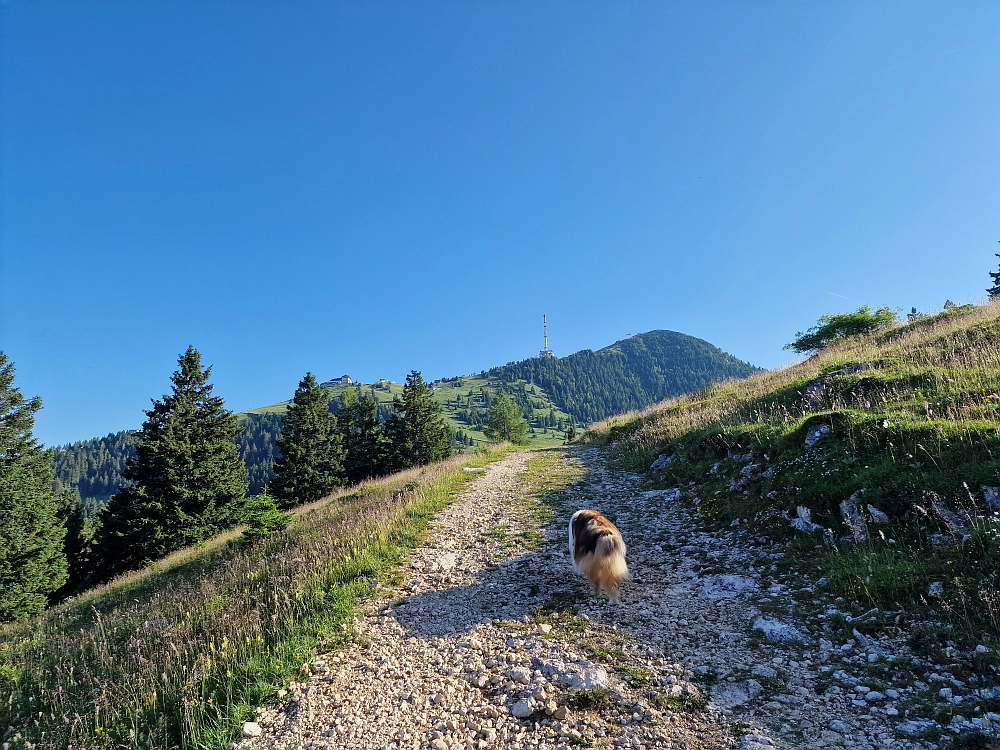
[{"xmin": 568, "ymin": 509, "xmax": 628, "ymax": 602}]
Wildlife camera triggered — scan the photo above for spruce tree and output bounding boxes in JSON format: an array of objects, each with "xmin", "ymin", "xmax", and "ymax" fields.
[
  {"xmin": 384, "ymin": 371, "xmax": 452, "ymax": 471},
  {"xmin": 271, "ymin": 373, "xmax": 345, "ymax": 508},
  {"xmin": 337, "ymin": 388, "xmax": 386, "ymax": 483},
  {"xmin": 94, "ymin": 347, "xmax": 248, "ymax": 577},
  {"xmin": 0, "ymin": 352, "xmax": 68, "ymax": 621},
  {"xmin": 988, "ymin": 249, "xmax": 1000, "ymax": 300},
  {"xmin": 483, "ymin": 392, "xmax": 530, "ymax": 445}
]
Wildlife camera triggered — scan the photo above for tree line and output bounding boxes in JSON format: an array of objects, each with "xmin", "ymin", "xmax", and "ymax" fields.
[{"xmin": 0, "ymin": 347, "xmax": 455, "ymax": 621}]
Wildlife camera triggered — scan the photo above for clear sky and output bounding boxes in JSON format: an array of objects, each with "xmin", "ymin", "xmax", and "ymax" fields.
[{"xmin": 2, "ymin": 1, "xmax": 999, "ymax": 447}]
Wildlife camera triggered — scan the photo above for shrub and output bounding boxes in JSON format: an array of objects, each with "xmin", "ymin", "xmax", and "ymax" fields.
[{"xmin": 785, "ymin": 306, "xmax": 897, "ymax": 353}]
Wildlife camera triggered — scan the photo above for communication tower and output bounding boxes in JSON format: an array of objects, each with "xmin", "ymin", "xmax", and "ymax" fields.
[{"xmin": 539, "ymin": 314, "xmax": 555, "ymax": 359}]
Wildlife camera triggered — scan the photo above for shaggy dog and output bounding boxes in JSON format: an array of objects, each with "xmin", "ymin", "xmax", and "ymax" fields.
[{"xmin": 568, "ymin": 509, "xmax": 628, "ymax": 602}]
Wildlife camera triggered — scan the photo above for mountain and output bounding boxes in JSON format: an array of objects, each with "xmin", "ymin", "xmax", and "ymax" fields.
[
  {"xmin": 489, "ymin": 329, "xmax": 760, "ymax": 424},
  {"xmin": 50, "ymin": 328, "xmax": 759, "ymax": 507}
]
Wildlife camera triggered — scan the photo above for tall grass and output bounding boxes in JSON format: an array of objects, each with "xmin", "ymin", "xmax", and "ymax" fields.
[{"xmin": 0, "ymin": 445, "xmax": 511, "ymax": 750}]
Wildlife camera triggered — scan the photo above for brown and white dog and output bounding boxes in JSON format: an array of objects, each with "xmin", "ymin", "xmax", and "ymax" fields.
[{"xmin": 568, "ymin": 509, "xmax": 628, "ymax": 602}]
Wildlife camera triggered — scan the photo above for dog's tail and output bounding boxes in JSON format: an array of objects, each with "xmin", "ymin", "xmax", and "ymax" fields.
[{"xmin": 593, "ymin": 533, "xmax": 629, "ymax": 602}]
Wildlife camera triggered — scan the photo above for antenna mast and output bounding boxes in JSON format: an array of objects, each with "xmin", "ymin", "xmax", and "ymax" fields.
[{"xmin": 539, "ymin": 314, "xmax": 555, "ymax": 358}]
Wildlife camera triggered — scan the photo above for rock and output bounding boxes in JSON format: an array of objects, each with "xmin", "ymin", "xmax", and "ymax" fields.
[
  {"xmin": 507, "ymin": 666, "xmax": 532, "ymax": 684},
  {"xmin": 650, "ymin": 454, "xmax": 675, "ymax": 470},
  {"xmin": 751, "ymin": 665, "xmax": 778, "ymax": 679},
  {"xmin": 736, "ymin": 734, "xmax": 777, "ymax": 750},
  {"xmin": 804, "ymin": 423, "xmax": 832, "ymax": 450},
  {"xmin": 535, "ymin": 623, "xmax": 552, "ymax": 635},
  {"xmin": 702, "ymin": 575, "xmax": 758, "ymax": 598},
  {"xmin": 643, "ymin": 488, "xmax": 681, "ymax": 501},
  {"xmin": 752, "ymin": 617, "xmax": 808, "ymax": 644},
  {"xmin": 431, "ymin": 553, "xmax": 457, "ymax": 572},
  {"xmin": 865, "ymin": 691, "xmax": 885, "ymax": 701},
  {"xmin": 938, "ymin": 687, "xmax": 953, "ymax": 699},
  {"xmin": 510, "ymin": 699, "xmax": 534, "ymax": 719},
  {"xmin": 828, "ymin": 720, "xmax": 851, "ymax": 733},
  {"xmin": 802, "ymin": 379, "xmax": 827, "ymax": 410},
  {"xmin": 546, "ymin": 660, "xmax": 610, "ymax": 690},
  {"xmin": 839, "ymin": 492, "xmax": 869, "ymax": 543},
  {"xmin": 711, "ymin": 679, "xmax": 762, "ymax": 708},
  {"xmin": 982, "ymin": 486, "xmax": 1000, "ymax": 512},
  {"xmin": 926, "ymin": 490, "xmax": 975, "ymax": 534},
  {"xmin": 553, "ymin": 705, "xmax": 570, "ymax": 720},
  {"xmin": 928, "ymin": 581, "xmax": 944, "ymax": 597},
  {"xmin": 773, "ymin": 693, "xmax": 805, "ymax": 705},
  {"xmin": 896, "ymin": 719, "xmax": 939, "ymax": 736},
  {"xmin": 242, "ymin": 722, "xmax": 263, "ymax": 738},
  {"xmin": 783, "ymin": 505, "xmax": 824, "ymax": 533},
  {"xmin": 867, "ymin": 504, "xmax": 890, "ymax": 524},
  {"xmin": 839, "ymin": 362, "xmax": 874, "ymax": 375}
]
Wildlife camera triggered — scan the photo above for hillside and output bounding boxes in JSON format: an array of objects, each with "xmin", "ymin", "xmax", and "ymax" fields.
[
  {"xmin": 584, "ymin": 302, "xmax": 1000, "ymax": 631},
  {"xmin": 51, "ymin": 328, "xmax": 757, "ymax": 506},
  {"xmin": 490, "ymin": 329, "xmax": 761, "ymax": 424}
]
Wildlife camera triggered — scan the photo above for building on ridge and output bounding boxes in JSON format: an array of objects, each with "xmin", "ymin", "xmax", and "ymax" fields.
[{"xmin": 321, "ymin": 374, "xmax": 353, "ymax": 386}]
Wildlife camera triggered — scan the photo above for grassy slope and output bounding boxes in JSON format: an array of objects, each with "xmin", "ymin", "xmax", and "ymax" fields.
[
  {"xmin": 246, "ymin": 374, "xmax": 575, "ymax": 447},
  {"xmin": 583, "ymin": 302, "xmax": 1000, "ymax": 632},
  {"xmin": 0, "ymin": 445, "xmax": 513, "ymax": 750}
]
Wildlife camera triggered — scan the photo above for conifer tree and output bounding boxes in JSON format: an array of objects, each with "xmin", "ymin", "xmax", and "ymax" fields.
[
  {"xmin": 271, "ymin": 373, "xmax": 345, "ymax": 508},
  {"xmin": 94, "ymin": 347, "xmax": 248, "ymax": 577},
  {"xmin": 483, "ymin": 392, "xmax": 530, "ymax": 445},
  {"xmin": 988, "ymin": 249, "xmax": 1000, "ymax": 299},
  {"xmin": 384, "ymin": 371, "xmax": 452, "ymax": 471},
  {"xmin": 337, "ymin": 388, "xmax": 386, "ymax": 483},
  {"xmin": 0, "ymin": 352, "xmax": 68, "ymax": 621}
]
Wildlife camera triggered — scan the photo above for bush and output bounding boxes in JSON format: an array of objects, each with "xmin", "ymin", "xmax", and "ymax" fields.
[
  {"xmin": 239, "ymin": 490, "xmax": 292, "ymax": 543},
  {"xmin": 785, "ymin": 306, "xmax": 897, "ymax": 353}
]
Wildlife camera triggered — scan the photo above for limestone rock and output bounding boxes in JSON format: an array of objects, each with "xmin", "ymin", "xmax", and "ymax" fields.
[
  {"xmin": 242, "ymin": 722, "xmax": 263, "ymax": 738},
  {"xmin": 866, "ymin": 504, "xmax": 890, "ymax": 524},
  {"xmin": 752, "ymin": 617, "xmax": 808, "ymax": 644},
  {"xmin": 711, "ymin": 679, "xmax": 762, "ymax": 708},
  {"xmin": 896, "ymin": 719, "xmax": 940, "ymax": 736},
  {"xmin": 839, "ymin": 492, "xmax": 869, "ymax": 543},
  {"xmin": 555, "ymin": 661, "xmax": 610, "ymax": 690},
  {"xmin": 510, "ymin": 698, "xmax": 534, "ymax": 718},
  {"xmin": 804, "ymin": 423, "xmax": 832, "ymax": 449},
  {"xmin": 650, "ymin": 454, "xmax": 675, "ymax": 470}
]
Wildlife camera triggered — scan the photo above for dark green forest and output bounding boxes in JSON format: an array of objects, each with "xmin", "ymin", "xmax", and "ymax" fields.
[
  {"xmin": 50, "ymin": 413, "xmax": 284, "ymax": 512},
  {"xmin": 489, "ymin": 329, "xmax": 760, "ymax": 424}
]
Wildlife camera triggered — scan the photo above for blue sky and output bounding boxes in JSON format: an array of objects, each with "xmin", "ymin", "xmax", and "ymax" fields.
[{"xmin": 2, "ymin": 2, "xmax": 999, "ymax": 446}]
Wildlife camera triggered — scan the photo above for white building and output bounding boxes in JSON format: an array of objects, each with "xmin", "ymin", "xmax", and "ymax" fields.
[{"xmin": 321, "ymin": 374, "xmax": 353, "ymax": 386}]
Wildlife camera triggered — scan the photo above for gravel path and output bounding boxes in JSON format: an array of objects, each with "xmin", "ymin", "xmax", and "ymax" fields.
[{"xmin": 239, "ymin": 448, "xmax": 938, "ymax": 750}]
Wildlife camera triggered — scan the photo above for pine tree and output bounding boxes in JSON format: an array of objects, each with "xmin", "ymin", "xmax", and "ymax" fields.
[
  {"xmin": 0, "ymin": 353, "xmax": 68, "ymax": 621},
  {"xmin": 988, "ymin": 248, "xmax": 1000, "ymax": 299},
  {"xmin": 483, "ymin": 392, "xmax": 530, "ymax": 445},
  {"xmin": 337, "ymin": 388, "xmax": 386, "ymax": 483},
  {"xmin": 94, "ymin": 347, "xmax": 248, "ymax": 577},
  {"xmin": 271, "ymin": 373, "xmax": 345, "ymax": 508},
  {"xmin": 384, "ymin": 371, "xmax": 452, "ymax": 471}
]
